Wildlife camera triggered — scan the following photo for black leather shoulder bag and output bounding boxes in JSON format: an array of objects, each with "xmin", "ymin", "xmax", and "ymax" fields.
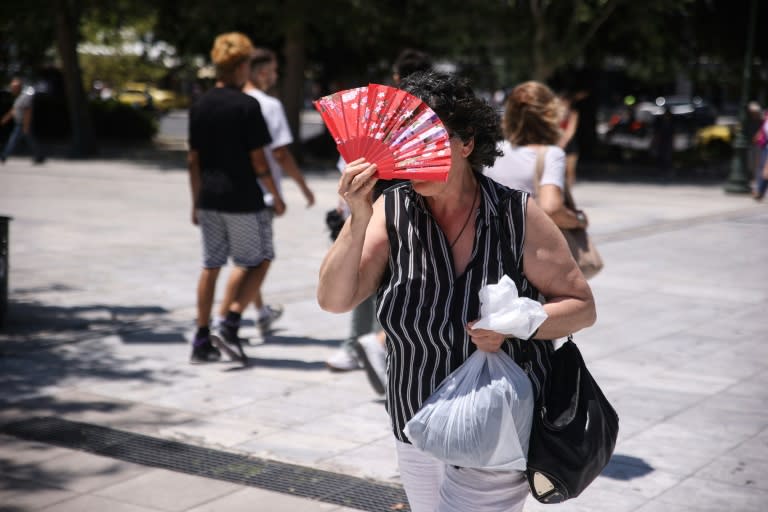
[{"xmin": 497, "ymin": 191, "xmax": 619, "ymax": 503}]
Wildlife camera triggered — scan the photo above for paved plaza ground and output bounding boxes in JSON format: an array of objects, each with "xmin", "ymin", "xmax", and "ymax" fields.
[{"xmin": 0, "ymin": 154, "xmax": 767, "ymax": 511}]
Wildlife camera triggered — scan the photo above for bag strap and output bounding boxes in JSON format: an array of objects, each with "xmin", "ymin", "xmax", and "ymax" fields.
[
  {"xmin": 532, "ymin": 145, "xmax": 546, "ymax": 198},
  {"xmin": 496, "ymin": 192, "xmax": 540, "ymax": 367},
  {"xmin": 497, "ymin": 190, "xmax": 574, "ymax": 368},
  {"xmin": 497, "ymin": 193, "xmax": 525, "ymax": 287}
]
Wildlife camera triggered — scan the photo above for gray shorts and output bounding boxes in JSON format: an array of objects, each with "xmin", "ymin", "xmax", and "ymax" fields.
[{"xmin": 197, "ymin": 209, "xmax": 274, "ymax": 268}]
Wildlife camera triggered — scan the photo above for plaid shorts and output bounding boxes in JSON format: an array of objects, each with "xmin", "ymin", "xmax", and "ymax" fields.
[{"xmin": 197, "ymin": 209, "xmax": 274, "ymax": 268}]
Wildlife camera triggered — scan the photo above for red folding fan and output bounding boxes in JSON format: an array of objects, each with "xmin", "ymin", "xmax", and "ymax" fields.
[{"xmin": 313, "ymin": 84, "xmax": 451, "ymax": 181}]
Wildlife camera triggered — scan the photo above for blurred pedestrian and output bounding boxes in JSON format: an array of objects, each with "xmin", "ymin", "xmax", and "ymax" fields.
[
  {"xmin": 317, "ymin": 70, "xmax": 596, "ymax": 512},
  {"xmin": 215, "ymin": 47, "xmax": 315, "ymax": 336},
  {"xmin": 654, "ymin": 105, "xmax": 675, "ymax": 172},
  {"xmin": 1, "ymin": 77, "xmax": 45, "ymax": 164},
  {"xmin": 325, "ymin": 48, "xmax": 433, "ymax": 397},
  {"xmin": 485, "ymin": 81, "xmax": 589, "ymax": 230},
  {"xmin": 187, "ymin": 32, "xmax": 285, "ymax": 364},
  {"xmin": 391, "ymin": 48, "xmax": 433, "ymax": 86},
  {"xmin": 746, "ymin": 101, "xmax": 764, "ymax": 180},
  {"xmin": 751, "ymin": 105, "xmax": 768, "ymax": 201},
  {"xmin": 557, "ymin": 89, "xmax": 585, "ymax": 188}
]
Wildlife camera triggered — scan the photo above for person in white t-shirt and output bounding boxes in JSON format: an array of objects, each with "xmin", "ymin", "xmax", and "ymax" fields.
[
  {"xmin": 216, "ymin": 47, "xmax": 315, "ymax": 335},
  {"xmin": 485, "ymin": 139, "xmax": 566, "ymax": 194},
  {"xmin": 1, "ymin": 77, "xmax": 45, "ymax": 164},
  {"xmin": 245, "ymin": 48, "xmax": 314, "ymax": 209},
  {"xmin": 484, "ymin": 81, "xmax": 588, "ymax": 231}
]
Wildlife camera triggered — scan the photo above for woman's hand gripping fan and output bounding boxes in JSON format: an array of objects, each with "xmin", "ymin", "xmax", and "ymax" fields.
[{"xmin": 403, "ymin": 275, "xmax": 546, "ymax": 470}]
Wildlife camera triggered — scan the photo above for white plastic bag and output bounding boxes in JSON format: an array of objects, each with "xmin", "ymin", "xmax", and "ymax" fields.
[
  {"xmin": 403, "ymin": 349, "xmax": 534, "ymax": 470},
  {"xmin": 471, "ymin": 275, "xmax": 547, "ymax": 339}
]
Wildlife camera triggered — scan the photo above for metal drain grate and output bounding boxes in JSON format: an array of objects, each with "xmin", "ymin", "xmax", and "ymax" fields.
[{"xmin": 1, "ymin": 416, "xmax": 409, "ymax": 512}]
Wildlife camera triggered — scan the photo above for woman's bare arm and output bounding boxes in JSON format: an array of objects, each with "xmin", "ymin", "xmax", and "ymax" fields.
[
  {"xmin": 317, "ymin": 160, "xmax": 389, "ymax": 313},
  {"xmin": 537, "ymin": 184, "xmax": 587, "ymax": 229},
  {"xmin": 522, "ymin": 197, "xmax": 596, "ymax": 339}
]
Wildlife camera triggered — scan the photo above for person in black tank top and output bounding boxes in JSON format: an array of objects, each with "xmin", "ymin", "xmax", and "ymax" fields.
[{"xmin": 317, "ymin": 71, "xmax": 596, "ymax": 512}]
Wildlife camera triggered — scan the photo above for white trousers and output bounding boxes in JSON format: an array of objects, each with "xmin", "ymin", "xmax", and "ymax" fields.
[{"xmin": 396, "ymin": 440, "xmax": 530, "ymax": 512}]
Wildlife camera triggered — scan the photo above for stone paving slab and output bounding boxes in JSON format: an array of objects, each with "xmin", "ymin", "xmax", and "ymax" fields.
[
  {"xmin": 185, "ymin": 486, "xmax": 358, "ymax": 512},
  {"xmin": 12, "ymin": 449, "xmax": 148, "ymax": 495},
  {"xmin": 1, "ymin": 156, "xmax": 767, "ymax": 511},
  {"xmin": 93, "ymin": 469, "xmax": 242, "ymax": 511}
]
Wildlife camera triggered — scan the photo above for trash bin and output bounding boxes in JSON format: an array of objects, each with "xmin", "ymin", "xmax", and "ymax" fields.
[{"xmin": 0, "ymin": 215, "xmax": 10, "ymax": 327}]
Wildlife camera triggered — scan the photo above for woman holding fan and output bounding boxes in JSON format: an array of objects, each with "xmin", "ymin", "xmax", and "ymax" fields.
[{"xmin": 317, "ymin": 71, "xmax": 595, "ymax": 512}]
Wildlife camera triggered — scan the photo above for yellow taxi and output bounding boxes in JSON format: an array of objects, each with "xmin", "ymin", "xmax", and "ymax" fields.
[
  {"xmin": 695, "ymin": 124, "xmax": 732, "ymax": 146},
  {"xmin": 117, "ymin": 82, "xmax": 179, "ymax": 112}
]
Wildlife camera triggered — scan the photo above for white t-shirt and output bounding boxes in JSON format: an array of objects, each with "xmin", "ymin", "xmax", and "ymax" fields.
[
  {"xmin": 245, "ymin": 88, "xmax": 294, "ymax": 203},
  {"xmin": 12, "ymin": 88, "xmax": 34, "ymax": 123},
  {"xmin": 483, "ymin": 141, "xmax": 566, "ymax": 196}
]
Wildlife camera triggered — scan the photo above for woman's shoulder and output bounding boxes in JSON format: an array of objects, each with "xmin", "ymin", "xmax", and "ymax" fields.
[
  {"xmin": 374, "ymin": 179, "xmax": 408, "ymax": 201},
  {"xmin": 499, "ymin": 141, "xmax": 534, "ymax": 156},
  {"xmin": 506, "ymin": 143, "xmax": 563, "ymax": 158},
  {"xmin": 486, "ymin": 142, "xmax": 534, "ymax": 177},
  {"xmin": 382, "ymin": 179, "xmax": 410, "ymax": 193},
  {"xmin": 544, "ymin": 144, "xmax": 566, "ymax": 158},
  {"xmin": 380, "ymin": 179, "xmax": 412, "ymax": 203},
  {"xmin": 479, "ymin": 173, "xmax": 529, "ymax": 204}
]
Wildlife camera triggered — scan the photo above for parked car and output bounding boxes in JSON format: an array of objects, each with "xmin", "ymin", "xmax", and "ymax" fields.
[
  {"xmin": 694, "ymin": 114, "xmax": 740, "ymax": 158},
  {"xmin": 117, "ymin": 82, "xmax": 179, "ymax": 112},
  {"xmin": 695, "ymin": 124, "xmax": 732, "ymax": 146},
  {"xmin": 601, "ymin": 95, "xmax": 717, "ymax": 154}
]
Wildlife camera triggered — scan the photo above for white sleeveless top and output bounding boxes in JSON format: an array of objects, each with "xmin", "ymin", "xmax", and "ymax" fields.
[{"xmin": 483, "ymin": 141, "xmax": 566, "ymax": 196}]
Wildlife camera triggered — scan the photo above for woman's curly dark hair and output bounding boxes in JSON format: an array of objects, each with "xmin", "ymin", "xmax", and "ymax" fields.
[{"xmin": 399, "ymin": 71, "xmax": 503, "ymax": 172}]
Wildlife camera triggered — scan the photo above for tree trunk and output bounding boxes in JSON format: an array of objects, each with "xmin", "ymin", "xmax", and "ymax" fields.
[
  {"xmin": 530, "ymin": 0, "xmax": 552, "ymax": 81},
  {"xmin": 55, "ymin": 0, "xmax": 96, "ymax": 157},
  {"xmin": 281, "ymin": 20, "xmax": 306, "ymax": 163}
]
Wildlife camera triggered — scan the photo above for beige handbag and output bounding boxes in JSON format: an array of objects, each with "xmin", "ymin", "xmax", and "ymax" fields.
[{"xmin": 533, "ymin": 147, "xmax": 603, "ymax": 279}]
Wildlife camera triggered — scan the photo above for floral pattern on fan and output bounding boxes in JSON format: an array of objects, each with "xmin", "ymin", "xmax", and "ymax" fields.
[{"xmin": 314, "ymin": 84, "xmax": 451, "ymax": 181}]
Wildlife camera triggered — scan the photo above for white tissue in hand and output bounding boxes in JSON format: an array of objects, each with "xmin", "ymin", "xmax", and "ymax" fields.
[{"xmin": 472, "ymin": 275, "xmax": 547, "ymax": 339}]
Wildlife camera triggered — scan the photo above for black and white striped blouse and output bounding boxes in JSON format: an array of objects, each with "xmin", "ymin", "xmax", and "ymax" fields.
[{"xmin": 377, "ymin": 173, "xmax": 552, "ymax": 443}]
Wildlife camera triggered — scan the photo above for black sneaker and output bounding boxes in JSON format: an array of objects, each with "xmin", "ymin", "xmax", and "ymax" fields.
[
  {"xmin": 216, "ymin": 321, "xmax": 248, "ymax": 365},
  {"xmin": 190, "ymin": 338, "xmax": 221, "ymax": 364}
]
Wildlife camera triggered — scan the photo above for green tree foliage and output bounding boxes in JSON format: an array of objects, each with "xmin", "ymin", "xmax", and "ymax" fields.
[
  {"xmin": 79, "ymin": 54, "xmax": 168, "ymax": 91},
  {"xmin": 0, "ymin": 0, "xmax": 56, "ymax": 77},
  {"xmin": 3, "ymin": 0, "xmax": 766, "ymax": 153},
  {"xmin": 78, "ymin": 10, "xmax": 170, "ymax": 89},
  {"xmin": 584, "ymin": 0, "xmax": 697, "ymax": 84}
]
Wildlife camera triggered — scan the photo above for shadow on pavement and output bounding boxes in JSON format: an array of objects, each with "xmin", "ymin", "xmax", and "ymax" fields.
[
  {"xmin": 264, "ymin": 333, "xmax": 343, "ymax": 348},
  {"xmin": 0, "ymin": 468, "xmax": 70, "ymax": 501},
  {"xmin": 0, "ymin": 348, "xmax": 162, "ymax": 409},
  {"xmin": 0, "ymin": 298, "xmax": 188, "ymax": 413},
  {"xmin": 0, "ymin": 444, "xmax": 135, "ymax": 503},
  {"xmin": 227, "ymin": 357, "xmax": 328, "ymax": 372},
  {"xmin": 0, "ymin": 297, "xmax": 174, "ymax": 351},
  {"xmin": 119, "ymin": 328, "xmax": 188, "ymax": 344},
  {"xmin": 602, "ymin": 453, "xmax": 655, "ymax": 480},
  {"xmin": 0, "ymin": 395, "xmax": 130, "ymax": 419}
]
